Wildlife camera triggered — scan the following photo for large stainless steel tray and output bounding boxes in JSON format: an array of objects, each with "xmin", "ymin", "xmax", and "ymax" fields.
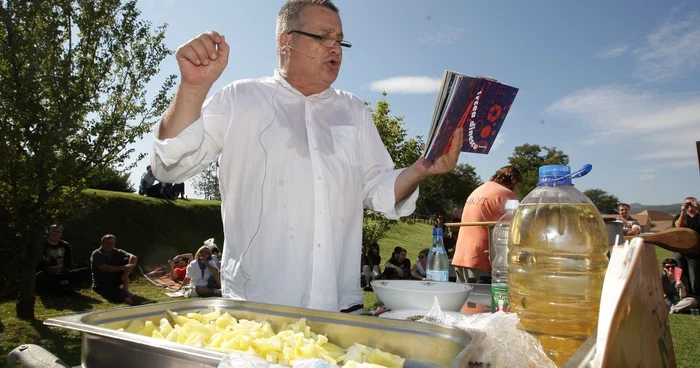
[{"xmin": 45, "ymin": 298, "xmax": 484, "ymax": 368}]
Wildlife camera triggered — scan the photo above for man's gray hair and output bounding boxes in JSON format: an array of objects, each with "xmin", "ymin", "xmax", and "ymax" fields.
[{"xmin": 276, "ymin": 0, "xmax": 339, "ymax": 44}]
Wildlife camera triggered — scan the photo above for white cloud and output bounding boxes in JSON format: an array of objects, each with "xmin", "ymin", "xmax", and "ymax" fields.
[
  {"xmin": 544, "ymin": 86, "xmax": 700, "ymax": 161},
  {"xmin": 634, "ymin": 12, "xmax": 700, "ymax": 82},
  {"xmin": 595, "ymin": 45, "xmax": 629, "ymax": 59},
  {"xmin": 418, "ymin": 25, "xmax": 464, "ymax": 45},
  {"xmin": 638, "ymin": 174, "xmax": 655, "ymax": 181},
  {"xmin": 492, "ymin": 134, "xmax": 505, "ymax": 151},
  {"xmin": 651, "ymin": 160, "xmax": 698, "ymax": 169},
  {"xmin": 636, "ymin": 168, "xmax": 658, "ymax": 173},
  {"xmin": 369, "ymin": 76, "xmax": 442, "ymax": 94}
]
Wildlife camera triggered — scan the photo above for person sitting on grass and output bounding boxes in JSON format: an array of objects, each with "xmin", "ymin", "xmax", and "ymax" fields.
[
  {"xmin": 176, "ymin": 245, "xmax": 222, "ymax": 297},
  {"xmin": 204, "ymin": 238, "xmax": 222, "ymax": 269},
  {"xmin": 411, "ymin": 248, "xmax": 430, "ymax": 280},
  {"xmin": 90, "ymin": 234, "xmax": 140, "ymax": 305},
  {"xmin": 661, "ymin": 258, "xmax": 698, "ymax": 314},
  {"xmin": 382, "ymin": 247, "xmax": 411, "ymax": 280},
  {"xmin": 168, "ymin": 253, "xmax": 193, "ymax": 282},
  {"xmin": 36, "ymin": 224, "xmax": 90, "ymax": 296},
  {"xmin": 361, "ymin": 242, "xmax": 382, "ymax": 291}
]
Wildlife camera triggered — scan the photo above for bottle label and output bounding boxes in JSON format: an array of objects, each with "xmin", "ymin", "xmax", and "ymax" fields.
[
  {"xmin": 491, "ymin": 284, "xmax": 509, "ymax": 313},
  {"xmin": 426, "ymin": 270, "xmax": 448, "ymax": 282}
]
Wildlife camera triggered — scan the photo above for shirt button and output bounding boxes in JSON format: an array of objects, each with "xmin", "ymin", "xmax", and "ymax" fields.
[
  {"xmin": 317, "ymin": 176, "xmax": 322, "ymax": 181},
  {"xmin": 317, "ymin": 244, "xmax": 321, "ymax": 247}
]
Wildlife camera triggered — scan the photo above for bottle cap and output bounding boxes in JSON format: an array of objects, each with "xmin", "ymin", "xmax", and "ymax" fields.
[
  {"xmin": 538, "ymin": 164, "xmax": 592, "ymax": 186},
  {"xmin": 539, "ymin": 164, "xmax": 572, "ymax": 185},
  {"xmin": 505, "ymin": 199, "xmax": 520, "ymax": 211}
]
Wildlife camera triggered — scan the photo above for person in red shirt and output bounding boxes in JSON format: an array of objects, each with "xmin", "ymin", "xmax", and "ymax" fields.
[
  {"xmin": 452, "ymin": 165, "xmax": 522, "ymax": 283},
  {"xmin": 168, "ymin": 253, "xmax": 193, "ymax": 282}
]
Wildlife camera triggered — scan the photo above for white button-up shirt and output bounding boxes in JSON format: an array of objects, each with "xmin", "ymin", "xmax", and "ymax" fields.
[{"xmin": 150, "ymin": 70, "xmax": 419, "ymax": 312}]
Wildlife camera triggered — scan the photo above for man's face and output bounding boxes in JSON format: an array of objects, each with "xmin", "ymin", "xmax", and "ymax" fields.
[
  {"xmin": 48, "ymin": 227, "xmax": 63, "ymax": 242},
  {"xmin": 175, "ymin": 258, "xmax": 187, "ymax": 268},
  {"xmin": 283, "ymin": 6, "xmax": 343, "ymax": 90},
  {"xmin": 684, "ymin": 199, "xmax": 699, "ymax": 216},
  {"xmin": 398, "ymin": 251, "xmax": 407, "ymax": 261},
  {"xmin": 102, "ymin": 238, "xmax": 115, "ymax": 252},
  {"xmin": 618, "ymin": 206, "xmax": 630, "ymax": 219}
]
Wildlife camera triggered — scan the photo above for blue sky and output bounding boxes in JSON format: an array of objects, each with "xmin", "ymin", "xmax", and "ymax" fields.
[{"xmin": 129, "ymin": 0, "xmax": 700, "ymax": 205}]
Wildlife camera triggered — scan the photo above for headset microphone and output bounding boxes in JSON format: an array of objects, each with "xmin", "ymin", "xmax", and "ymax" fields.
[{"xmin": 285, "ymin": 41, "xmax": 315, "ymax": 59}]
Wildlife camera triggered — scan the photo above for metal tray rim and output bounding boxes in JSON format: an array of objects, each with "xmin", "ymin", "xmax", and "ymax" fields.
[{"xmin": 45, "ymin": 298, "xmax": 485, "ymax": 368}]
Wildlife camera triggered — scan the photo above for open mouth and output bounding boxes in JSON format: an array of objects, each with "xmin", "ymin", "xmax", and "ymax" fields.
[{"xmin": 327, "ymin": 59, "xmax": 340, "ymax": 69}]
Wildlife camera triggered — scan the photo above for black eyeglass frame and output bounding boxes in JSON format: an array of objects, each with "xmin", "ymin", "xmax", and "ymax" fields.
[{"xmin": 286, "ymin": 30, "xmax": 352, "ymax": 48}]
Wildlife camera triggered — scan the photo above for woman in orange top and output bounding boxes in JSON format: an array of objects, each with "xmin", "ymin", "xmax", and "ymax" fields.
[{"xmin": 452, "ymin": 165, "xmax": 521, "ymax": 283}]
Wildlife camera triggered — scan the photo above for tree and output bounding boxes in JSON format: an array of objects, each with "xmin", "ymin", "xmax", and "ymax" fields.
[
  {"xmin": 193, "ymin": 161, "xmax": 221, "ymax": 200},
  {"xmin": 415, "ymin": 163, "xmax": 482, "ymax": 217},
  {"xmin": 508, "ymin": 144, "xmax": 569, "ymax": 198},
  {"xmin": 583, "ymin": 189, "xmax": 620, "ymax": 214},
  {"xmin": 0, "ymin": 0, "xmax": 175, "ymax": 318},
  {"xmin": 369, "ymin": 92, "xmax": 423, "ymax": 168},
  {"xmin": 88, "ymin": 166, "xmax": 136, "ymax": 193},
  {"xmin": 362, "ymin": 210, "xmax": 394, "ymax": 248}
]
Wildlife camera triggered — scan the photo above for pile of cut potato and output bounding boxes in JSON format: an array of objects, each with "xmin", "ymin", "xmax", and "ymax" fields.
[{"xmin": 117, "ymin": 308, "xmax": 405, "ymax": 368}]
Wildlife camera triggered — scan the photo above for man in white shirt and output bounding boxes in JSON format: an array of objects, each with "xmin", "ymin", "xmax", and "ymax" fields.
[{"xmin": 150, "ymin": 0, "xmax": 463, "ymax": 312}]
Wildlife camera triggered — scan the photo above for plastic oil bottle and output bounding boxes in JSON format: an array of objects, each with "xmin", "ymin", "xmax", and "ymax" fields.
[{"xmin": 507, "ymin": 164, "xmax": 609, "ymax": 366}]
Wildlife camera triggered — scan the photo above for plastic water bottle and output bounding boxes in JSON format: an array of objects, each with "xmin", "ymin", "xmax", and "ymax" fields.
[
  {"xmin": 508, "ymin": 164, "xmax": 609, "ymax": 366},
  {"xmin": 491, "ymin": 199, "xmax": 519, "ymax": 313},
  {"xmin": 426, "ymin": 227, "xmax": 449, "ymax": 282}
]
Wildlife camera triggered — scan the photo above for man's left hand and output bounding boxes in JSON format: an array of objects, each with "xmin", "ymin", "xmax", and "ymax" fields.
[{"xmin": 414, "ymin": 128, "xmax": 463, "ymax": 177}]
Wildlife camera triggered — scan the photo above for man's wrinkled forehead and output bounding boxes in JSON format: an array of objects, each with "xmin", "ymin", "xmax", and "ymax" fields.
[{"xmin": 299, "ymin": 6, "xmax": 343, "ymax": 37}]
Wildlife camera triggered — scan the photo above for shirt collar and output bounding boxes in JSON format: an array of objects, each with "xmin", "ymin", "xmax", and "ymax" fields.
[{"xmin": 273, "ymin": 69, "xmax": 333, "ymax": 99}]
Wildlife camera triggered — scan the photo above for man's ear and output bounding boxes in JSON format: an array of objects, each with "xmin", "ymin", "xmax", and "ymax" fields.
[{"xmin": 279, "ymin": 32, "xmax": 289, "ymax": 51}]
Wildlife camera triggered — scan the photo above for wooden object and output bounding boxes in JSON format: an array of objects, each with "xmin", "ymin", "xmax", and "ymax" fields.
[
  {"xmin": 444, "ymin": 221, "xmax": 497, "ymax": 227},
  {"xmin": 593, "ymin": 238, "xmax": 676, "ymax": 367},
  {"xmin": 624, "ymin": 228, "xmax": 700, "ymax": 255}
]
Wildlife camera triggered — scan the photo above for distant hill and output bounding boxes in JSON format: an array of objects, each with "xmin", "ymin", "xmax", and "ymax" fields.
[{"xmin": 629, "ymin": 202, "xmax": 682, "ymax": 215}]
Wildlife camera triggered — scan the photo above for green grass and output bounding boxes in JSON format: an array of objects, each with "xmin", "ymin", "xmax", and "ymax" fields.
[{"xmin": 0, "ymin": 277, "xmax": 182, "ymax": 368}]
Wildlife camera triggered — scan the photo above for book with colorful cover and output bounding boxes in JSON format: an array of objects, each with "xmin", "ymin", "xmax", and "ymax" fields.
[{"xmin": 424, "ymin": 70, "xmax": 519, "ymax": 161}]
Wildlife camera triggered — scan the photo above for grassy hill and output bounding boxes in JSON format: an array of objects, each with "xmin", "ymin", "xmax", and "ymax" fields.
[
  {"xmin": 629, "ymin": 202, "xmax": 682, "ymax": 215},
  {"xmin": 63, "ymin": 189, "xmax": 225, "ymax": 268}
]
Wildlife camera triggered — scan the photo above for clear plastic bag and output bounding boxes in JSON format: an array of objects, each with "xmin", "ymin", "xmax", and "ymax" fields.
[{"xmin": 420, "ymin": 297, "xmax": 556, "ymax": 368}]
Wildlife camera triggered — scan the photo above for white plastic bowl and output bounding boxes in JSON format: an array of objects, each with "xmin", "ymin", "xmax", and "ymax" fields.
[{"xmin": 370, "ymin": 280, "xmax": 473, "ymax": 311}]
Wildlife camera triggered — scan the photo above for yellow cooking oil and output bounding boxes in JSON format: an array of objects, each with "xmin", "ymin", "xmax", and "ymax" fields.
[{"xmin": 508, "ymin": 202, "xmax": 609, "ymax": 366}]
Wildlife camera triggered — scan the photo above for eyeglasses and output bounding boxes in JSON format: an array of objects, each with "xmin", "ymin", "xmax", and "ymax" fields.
[
  {"xmin": 287, "ymin": 30, "xmax": 352, "ymax": 48},
  {"xmin": 664, "ymin": 265, "xmax": 676, "ymax": 269}
]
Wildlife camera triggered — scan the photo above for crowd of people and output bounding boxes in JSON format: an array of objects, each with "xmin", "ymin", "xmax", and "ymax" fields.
[
  {"xmin": 35, "ymin": 224, "xmax": 223, "ymax": 306},
  {"xmin": 138, "ymin": 165, "xmax": 186, "ymax": 200}
]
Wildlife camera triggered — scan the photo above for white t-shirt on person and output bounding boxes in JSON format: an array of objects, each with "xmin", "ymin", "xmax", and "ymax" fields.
[{"xmin": 185, "ymin": 260, "xmax": 218, "ymax": 287}]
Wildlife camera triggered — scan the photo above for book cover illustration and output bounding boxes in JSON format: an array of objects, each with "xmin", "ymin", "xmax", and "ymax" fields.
[{"xmin": 424, "ymin": 71, "xmax": 519, "ymax": 161}]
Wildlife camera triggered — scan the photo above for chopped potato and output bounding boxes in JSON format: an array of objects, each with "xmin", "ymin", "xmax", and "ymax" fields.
[{"xmin": 116, "ymin": 308, "xmax": 404, "ymax": 368}]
